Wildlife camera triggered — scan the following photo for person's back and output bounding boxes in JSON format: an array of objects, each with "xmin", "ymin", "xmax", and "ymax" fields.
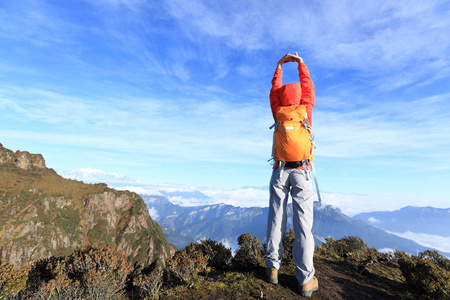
[{"xmin": 265, "ymin": 52, "xmax": 319, "ymax": 297}]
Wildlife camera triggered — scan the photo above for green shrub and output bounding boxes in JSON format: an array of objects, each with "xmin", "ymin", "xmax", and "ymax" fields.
[
  {"xmin": 87, "ymin": 219, "xmax": 113, "ymax": 245},
  {"xmin": 32, "ymin": 260, "xmax": 84, "ymax": 300},
  {"xmin": 233, "ymin": 233, "xmax": 265, "ymax": 269},
  {"xmin": 166, "ymin": 242, "xmax": 208, "ymax": 283},
  {"xmin": 0, "ymin": 259, "xmax": 30, "ymax": 297},
  {"xmin": 57, "ymin": 207, "xmax": 80, "ymax": 235},
  {"xmin": 396, "ymin": 250, "xmax": 450, "ymax": 300},
  {"xmin": 198, "ymin": 239, "xmax": 232, "ymax": 270},
  {"xmin": 419, "ymin": 250, "xmax": 450, "ymax": 270},
  {"xmin": 25, "ymin": 256, "xmax": 64, "ymax": 293},
  {"xmin": 135, "ymin": 269, "xmax": 164, "ymax": 299},
  {"xmin": 317, "ymin": 236, "xmax": 383, "ymax": 262},
  {"xmin": 24, "ymin": 243, "xmax": 133, "ymax": 299}
]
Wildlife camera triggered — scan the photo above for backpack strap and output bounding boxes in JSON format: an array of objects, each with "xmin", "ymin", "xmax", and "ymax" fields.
[
  {"xmin": 302, "ymin": 118, "xmax": 311, "ymax": 131},
  {"xmin": 303, "ymin": 117, "xmax": 316, "ymax": 161},
  {"xmin": 269, "ymin": 122, "xmax": 279, "ymax": 166},
  {"xmin": 279, "ymin": 161, "xmax": 286, "ymax": 179},
  {"xmin": 305, "ymin": 160, "xmax": 322, "ymax": 202}
]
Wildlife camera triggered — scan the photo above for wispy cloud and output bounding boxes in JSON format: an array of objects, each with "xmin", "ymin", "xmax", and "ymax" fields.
[
  {"xmin": 164, "ymin": 0, "xmax": 450, "ymax": 89},
  {"xmin": 315, "ymin": 92, "xmax": 450, "ymax": 167},
  {"xmin": 3, "ymin": 77, "xmax": 449, "ymax": 175},
  {"xmin": 1, "ymin": 82, "xmax": 273, "ymax": 165},
  {"xmin": 386, "ymin": 231, "xmax": 450, "ymax": 253}
]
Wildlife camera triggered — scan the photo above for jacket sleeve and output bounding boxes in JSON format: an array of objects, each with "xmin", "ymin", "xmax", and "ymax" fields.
[
  {"xmin": 298, "ymin": 63, "xmax": 315, "ymax": 124},
  {"xmin": 269, "ymin": 68, "xmax": 283, "ymax": 121}
]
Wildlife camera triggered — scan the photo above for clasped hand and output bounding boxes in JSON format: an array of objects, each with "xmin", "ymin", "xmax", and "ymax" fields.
[{"xmin": 277, "ymin": 52, "xmax": 303, "ymax": 68}]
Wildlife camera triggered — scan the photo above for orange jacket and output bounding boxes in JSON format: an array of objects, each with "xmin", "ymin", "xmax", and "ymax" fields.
[{"xmin": 269, "ymin": 63, "xmax": 315, "ymax": 126}]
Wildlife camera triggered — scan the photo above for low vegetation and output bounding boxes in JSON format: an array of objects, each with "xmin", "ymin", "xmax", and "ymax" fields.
[
  {"xmin": 395, "ymin": 250, "xmax": 450, "ymax": 300},
  {"xmin": 232, "ymin": 233, "xmax": 265, "ymax": 270},
  {"xmin": 2, "ymin": 233, "xmax": 449, "ymax": 299},
  {"xmin": 0, "ymin": 161, "xmax": 109, "ymax": 199}
]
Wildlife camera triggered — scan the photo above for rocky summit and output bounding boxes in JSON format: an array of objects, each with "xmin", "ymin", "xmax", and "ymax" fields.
[
  {"xmin": 0, "ymin": 143, "xmax": 175, "ymax": 268},
  {"xmin": 0, "ymin": 143, "xmax": 46, "ymax": 170}
]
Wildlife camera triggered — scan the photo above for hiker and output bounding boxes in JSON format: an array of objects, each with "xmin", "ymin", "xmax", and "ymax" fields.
[{"xmin": 265, "ymin": 52, "xmax": 319, "ymax": 297}]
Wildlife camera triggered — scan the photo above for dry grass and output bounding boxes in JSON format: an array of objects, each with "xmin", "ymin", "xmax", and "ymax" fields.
[{"xmin": 0, "ymin": 162, "xmax": 108, "ymax": 199}]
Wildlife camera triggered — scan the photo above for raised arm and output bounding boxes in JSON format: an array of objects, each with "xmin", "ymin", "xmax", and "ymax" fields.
[
  {"xmin": 298, "ymin": 63, "xmax": 314, "ymax": 124},
  {"xmin": 270, "ymin": 54, "xmax": 291, "ymax": 121},
  {"xmin": 269, "ymin": 69, "xmax": 282, "ymax": 121},
  {"xmin": 290, "ymin": 52, "xmax": 315, "ymax": 124}
]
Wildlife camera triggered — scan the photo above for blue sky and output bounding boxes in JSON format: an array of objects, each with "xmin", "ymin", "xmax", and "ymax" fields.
[{"xmin": 1, "ymin": 0, "xmax": 450, "ymax": 214}]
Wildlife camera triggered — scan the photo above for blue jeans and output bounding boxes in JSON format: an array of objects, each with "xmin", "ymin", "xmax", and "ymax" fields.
[{"xmin": 265, "ymin": 167, "xmax": 315, "ymax": 285}]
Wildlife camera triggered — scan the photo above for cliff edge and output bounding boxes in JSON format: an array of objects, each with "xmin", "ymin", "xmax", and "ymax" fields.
[{"xmin": 0, "ymin": 143, "xmax": 175, "ymax": 268}]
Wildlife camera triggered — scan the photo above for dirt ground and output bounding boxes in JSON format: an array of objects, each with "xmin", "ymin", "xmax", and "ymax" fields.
[
  {"xmin": 248, "ymin": 261, "xmax": 407, "ymax": 300},
  {"xmin": 160, "ymin": 258, "xmax": 412, "ymax": 300}
]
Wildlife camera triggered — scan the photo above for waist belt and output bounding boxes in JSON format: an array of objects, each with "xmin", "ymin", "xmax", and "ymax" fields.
[{"xmin": 284, "ymin": 160, "xmax": 310, "ymax": 168}]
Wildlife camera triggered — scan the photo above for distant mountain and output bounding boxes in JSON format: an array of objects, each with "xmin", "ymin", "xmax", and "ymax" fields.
[
  {"xmin": 143, "ymin": 195, "xmax": 450, "ymax": 256},
  {"xmin": 159, "ymin": 189, "xmax": 211, "ymax": 201},
  {"xmin": 143, "ymin": 195, "xmax": 266, "ymax": 250},
  {"xmin": 311, "ymin": 204, "xmax": 447, "ymax": 254},
  {"xmin": 353, "ymin": 206, "xmax": 450, "ymax": 237},
  {"xmin": 0, "ymin": 143, "xmax": 175, "ymax": 268}
]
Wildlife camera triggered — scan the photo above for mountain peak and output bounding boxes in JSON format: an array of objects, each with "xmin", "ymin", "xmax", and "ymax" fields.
[{"xmin": 0, "ymin": 143, "xmax": 46, "ymax": 170}]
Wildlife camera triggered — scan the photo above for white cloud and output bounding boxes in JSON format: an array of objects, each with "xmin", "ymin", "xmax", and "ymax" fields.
[
  {"xmin": 60, "ymin": 167, "xmax": 129, "ymax": 181},
  {"xmin": 314, "ymin": 92, "xmax": 450, "ymax": 170},
  {"xmin": 165, "ymin": 196, "xmax": 205, "ymax": 207},
  {"xmin": 319, "ymin": 192, "xmax": 399, "ymax": 217},
  {"xmin": 202, "ymin": 187, "xmax": 269, "ymax": 208},
  {"xmin": 148, "ymin": 207, "xmax": 160, "ymax": 220},
  {"xmin": 378, "ymin": 248, "xmax": 395, "ymax": 254},
  {"xmin": 368, "ymin": 217, "xmax": 380, "ymax": 224},
  {"xmin": 115, "ymin": 186, "xmax": 161, "ymax": 196},
  {"xmin": 1, "ymin": 82, "xmax": 274, "ymax": 165},
  {"xmin": 164, "ymin": 0, "xmax": 450, "ymax": 89},
  {"xmin": 387, "ymin": 231, "xmax": 450, "ymax": 254}
]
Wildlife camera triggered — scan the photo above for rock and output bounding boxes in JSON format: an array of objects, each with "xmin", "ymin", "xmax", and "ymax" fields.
[{"xmin": 0, "ymin": 144, "xmax": 46, "ymax": 169}]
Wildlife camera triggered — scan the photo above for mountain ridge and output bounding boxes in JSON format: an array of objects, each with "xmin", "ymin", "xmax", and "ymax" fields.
[
  {"xmin": 143, "ymin": 194, "xmax": 450, "ymax": 257},
  {"xmin": 0, "ymin": 143, "xmax": 175, "ymax": 268},
  {"xmin": 353, "ymin": 205, "xmax": 450, "ymax": 237}
]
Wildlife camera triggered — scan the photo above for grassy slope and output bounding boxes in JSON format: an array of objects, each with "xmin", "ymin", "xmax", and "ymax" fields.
[
  {"xmin": 0, "ymin": 162, "xmax": 108, "ymax": 198},
  {"xmin": 0, "ymin": 161, "xmax": 172, "ymax": 267}
]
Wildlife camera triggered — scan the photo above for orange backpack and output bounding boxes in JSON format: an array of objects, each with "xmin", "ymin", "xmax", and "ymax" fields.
[
  {"xmin": 270, "ymin": 105, "xmax": 313, "ymax": 163},
  {"xmin": 270, "ymin": 105, "xmax": 322, "ymax": 201}
]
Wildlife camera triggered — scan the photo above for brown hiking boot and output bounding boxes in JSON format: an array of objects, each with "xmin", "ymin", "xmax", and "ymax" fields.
[
  {"xmin": 300, "ymin": 276, "xmax": 318, "ymax": 297},
  {"xmin": 266, "ymin": 268, "xmax": 278, "ymax": 285}
]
